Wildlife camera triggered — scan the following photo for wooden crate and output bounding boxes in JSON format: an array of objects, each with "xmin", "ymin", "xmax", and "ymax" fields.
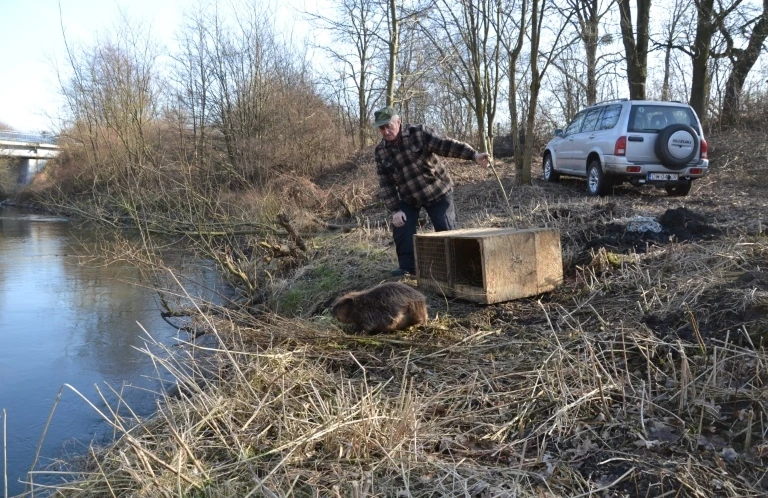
[{"xmin": 414, "ymin": 227, "xmax": 563, "ymax": 304}]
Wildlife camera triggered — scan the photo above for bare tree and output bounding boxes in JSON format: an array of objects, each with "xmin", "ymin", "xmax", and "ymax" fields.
[
  {"xmin": 308, "ymin": 0, "xmax": 385, "ymax": 148},
  {"xmin": 549, "ymin": 44, "xmax": 589, "ymax": 120},
  {"xmin": 205, "ymin": 4, "xmax": 288, "ymax": 184},
  {"xmin": 658, "ymin": 0, "xmax": 691, "ymax": 101},
  {"xmin": 428, "ymin": 66, "xmax": 476, "ymax": 139},
  {"xmin": 720, "ymin": 0, "xmax": 768, "ymax": 123},
  {"xmin": 58, "ymin": 16, "xmax": 161, "ymax": 180},
  {"xmin": 173, "ymin": 10, "xmax": 214, "ymax": 168},
  {"xmin": 521, "ymin": 0, "xmax": 572, "ymax": 184},
  {"xmin": 689, "ymin": 0, "xmax": 746, "ymax": 119},
  {"xmin": 391, "ymin": 18, "xmax": 430, "ymax": 122},
  {"xmin": 381, "ymin": 0, "xmax": 432, "ymax": 112},
  {"xmin": 421, "ymin": 0, "xmax": 502, "ymax": 153},
  {"xmin": 498, "ymin": 0, "xmax": 529, "ymax": 173},
  {"xmin": 617, "ymin": 0, "xmax": 651, "ymax": 99},
  {"xmin": 564, "ymin": 0, "xmax": 614, "ymax": 105},
  {"xmin": 384, "ymin": 0, "xmax": 400, "ymax": 105}
]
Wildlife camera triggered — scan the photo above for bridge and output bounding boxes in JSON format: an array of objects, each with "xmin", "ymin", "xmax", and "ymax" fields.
[{"xmin": 0, "ymin": 131, "xmax": 62, "ymax": 185}]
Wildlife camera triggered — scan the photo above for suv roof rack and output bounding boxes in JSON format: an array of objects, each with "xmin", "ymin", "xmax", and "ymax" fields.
[{"xmin": 590, "ymin": 98, "xmax": 628, "ymax": 107}]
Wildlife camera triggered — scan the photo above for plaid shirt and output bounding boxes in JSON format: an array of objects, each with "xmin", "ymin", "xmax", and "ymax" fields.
[{"xmin": 375, "ymin": 124, "xmax": 477, "ymax": 212}]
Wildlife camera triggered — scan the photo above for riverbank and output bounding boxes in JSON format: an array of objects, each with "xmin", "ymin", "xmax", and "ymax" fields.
[{"xmin": 19, "ymin": 127, "xmax": 768, "ymax": 496}]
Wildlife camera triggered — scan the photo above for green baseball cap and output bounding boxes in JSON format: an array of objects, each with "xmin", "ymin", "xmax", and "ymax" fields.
[{"xmin": 374, "ymin": 106, "xmax": 397, "ymax": 127}]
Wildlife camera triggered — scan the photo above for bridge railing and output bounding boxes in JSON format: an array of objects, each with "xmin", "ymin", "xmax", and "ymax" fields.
[{"xmin": 0, "ymin": 131, "xmax": 59, "ymax": 145}]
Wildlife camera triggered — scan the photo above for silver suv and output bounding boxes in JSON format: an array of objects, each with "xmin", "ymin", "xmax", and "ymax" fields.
[{"xmin": 542, "ymin": 99, "xmax": 708, "ymax": 196}]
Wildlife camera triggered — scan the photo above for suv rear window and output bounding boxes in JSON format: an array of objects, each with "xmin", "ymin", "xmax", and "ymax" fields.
[{"xmin": 628, "ymin": 105, "xmax": 698, "ymax": 132}]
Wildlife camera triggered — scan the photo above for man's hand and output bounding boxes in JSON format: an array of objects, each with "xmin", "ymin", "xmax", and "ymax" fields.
[
  {"xmin": 392, "ymin": 210, "xmax": 407, "ymax": 228},
  {"xmin": 474, "ymin": 152, "xmax": 491, "ymax": 167}
]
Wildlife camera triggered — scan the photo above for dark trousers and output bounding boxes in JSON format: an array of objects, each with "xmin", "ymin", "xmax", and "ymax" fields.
[{"xmin": 393, "ymin": 191, "xmax": 456, "ymax": 272}]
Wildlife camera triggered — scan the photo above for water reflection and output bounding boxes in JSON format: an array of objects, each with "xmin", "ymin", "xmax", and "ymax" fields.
[{"xmin": 0, "ymin": 206, "xmax": 225, "ymax": 496}]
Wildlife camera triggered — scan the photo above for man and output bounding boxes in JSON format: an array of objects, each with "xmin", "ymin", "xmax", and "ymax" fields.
[{"xmin": 373, "ymin": 106, "xmax": 490, "ymax": 276}]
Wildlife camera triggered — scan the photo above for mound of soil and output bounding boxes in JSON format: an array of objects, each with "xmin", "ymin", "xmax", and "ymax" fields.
[
  {"xmin": 584, "ymin": 207, "xmax": 721, "ymax": 256},
  {"xmin": 659, "ymin": 207, "xmax": 721, "ymax": 240},
  {"xmin": 266, "ymin": 175, "xmax": 328, "ymax": 211}
]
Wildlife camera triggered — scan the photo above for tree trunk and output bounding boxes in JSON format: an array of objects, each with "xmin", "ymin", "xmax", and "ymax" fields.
[
  {"xmin": 502, "ymin": 0, "xmax": 528, "ymax": 178},
  {"xmin": 521, "ymin": 0, "xmax": 541, "ymax": 185},
  {"xmin": 582, "ymin": 1, "xmax": 599, "ymax": 105},
  {"xmin": 468, "ymin": 1, "xmax": 490, "ymax": 153},
  {"xmin": 689, "ymin": 0, "xmax": 748, "ymax": 121},
  {"xmin": 689, "ymin": 0, "xmax": 716, "ymax": 119},
  {"xmin": 660, "ymin": 0, "xmax": 688, "ymax": 102},
  {"xmin": 585, "ymin": 30, "xmax": 597, "ymax": 105},
  {"xmin": 385, "ymin": 0, "xmax": 399, "ymax": 107},
  {"xmin": 661, "ymin": 42, "xmax": 672, "ymax": 101},
  {"xmin": 485, "ymin": 5, "xmax": 501, "ymax": 155},
  {"xmin": 510, "ymin": 77, "xmax": 522, "ymax": 178},
  {"xmin": 358, "ymin": 61, "xmax": 368, "ymax": 148},
  {"xmin": 721, "ymin": 2, "xmax": 768, "ymax": 123},
  {"xmin": 472, "ymin": 60, "xmax": 489, "ymax": 153},
  {"xmin": 618, "ymin": 0, "xmax": 651, "ymax": 99}
]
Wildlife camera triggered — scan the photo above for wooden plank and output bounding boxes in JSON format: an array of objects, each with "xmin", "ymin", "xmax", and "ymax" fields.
[
  {"xmin": 445, "ymin": 237, "xmax": 455, "ymax": 288},
  {"xmin": 453, "ymin": 284, "xmax": 488, "ymax": 304},
  {"xmin": 481, "ymin": 229, "xmax": 537, "ymax": 303},
  {"xmin": 417, "ymin": 226, "xmax": 523, "ymax": 238},
  {"xmin": 534, "ymin": 229, "xmax": 564, "ymax": 293}
]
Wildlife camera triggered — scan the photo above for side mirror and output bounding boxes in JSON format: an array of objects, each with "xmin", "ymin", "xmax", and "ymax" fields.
[{"xmin": 554, "ymin": 129, "xmax": 563, "ymax": 137}]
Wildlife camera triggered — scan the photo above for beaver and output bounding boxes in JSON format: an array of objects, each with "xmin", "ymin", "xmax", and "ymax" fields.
[{"xmin": 331, "ymin": 281, "xmax": 428, "ymax": 334}]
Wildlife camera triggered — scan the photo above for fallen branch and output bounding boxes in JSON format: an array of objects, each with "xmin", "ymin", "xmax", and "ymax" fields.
[
  {"xmin": 312, "ymin": 216, "xmax": 359, "ymax": 232},
  {"xmin": 277, "ymin": 213, "xmax": 307, "ymax": 251}
]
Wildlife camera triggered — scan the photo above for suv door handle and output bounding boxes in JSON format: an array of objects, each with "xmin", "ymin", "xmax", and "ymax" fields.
[{"xmin": 628, "ymin": 136, "xmax": 644, "ymax": 142}]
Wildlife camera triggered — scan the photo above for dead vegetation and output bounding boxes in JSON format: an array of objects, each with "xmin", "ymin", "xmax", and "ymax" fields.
[{"xmin": 21, "ymin": 128, "xmax": 768, "ymax": 497}]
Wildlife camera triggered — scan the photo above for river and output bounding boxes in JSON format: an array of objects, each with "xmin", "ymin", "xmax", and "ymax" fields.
[{"xmin": 0, "ymin": 205, "xmax": 222, "ymax": 496}]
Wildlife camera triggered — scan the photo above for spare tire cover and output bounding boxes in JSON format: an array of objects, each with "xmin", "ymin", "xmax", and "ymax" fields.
[{"xmin": 655, "ymin": 124, "xmax": 699, "ymax": 169}]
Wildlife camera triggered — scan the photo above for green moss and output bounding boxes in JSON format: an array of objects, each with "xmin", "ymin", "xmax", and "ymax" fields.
[
  {"xmin": 270, "ymin": 234, "xmax": 398, "ymax": 318},
  {"xmin": 277, "ymin": 264, "xmax": 346, "ymax": 316},
  {"xmin": 605, "ymin": 251, "xmax": 624, "ymax": 268},
  {"xmin": 348, "ymin": 337, "xmax": 384, "ymax": 346}
]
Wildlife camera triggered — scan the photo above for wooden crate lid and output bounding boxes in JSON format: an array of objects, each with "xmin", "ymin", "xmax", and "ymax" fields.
[{"xmin": 415, "ymin": 227, "xmax": 558, "ymax": 239}]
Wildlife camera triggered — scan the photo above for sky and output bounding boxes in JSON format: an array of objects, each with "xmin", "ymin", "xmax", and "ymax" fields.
[{"xmin": 0, "ymin": 0, "xmax": 318, "ymax": 133}]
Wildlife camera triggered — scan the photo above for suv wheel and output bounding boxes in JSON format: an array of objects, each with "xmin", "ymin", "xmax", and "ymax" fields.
[
  {"xmin": 543, "ymin": 154, "xmax": 560, "ymax": 182},
  {"xmin": 655, "ymin": 124, "xmax": 700, "ymax": 169},
  {"xmin": 587, "ymin": 160, "xmax": 611, "ymax": 196},
  {"xmin": 665, "ymin": 180, "xmax": 692, "ymax": 197}
]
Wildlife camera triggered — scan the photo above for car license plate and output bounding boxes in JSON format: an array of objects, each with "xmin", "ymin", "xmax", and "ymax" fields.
[{"xmin": 648, "ymin": 173, "xmax": 678, "ymax": 181}]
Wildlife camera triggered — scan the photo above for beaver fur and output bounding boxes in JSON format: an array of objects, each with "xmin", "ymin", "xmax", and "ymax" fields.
[{"xmin": 331, "ymin": 282, "xmax": 428, "ymax": 334}]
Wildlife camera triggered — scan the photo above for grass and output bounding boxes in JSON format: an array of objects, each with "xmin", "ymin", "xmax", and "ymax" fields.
[
  {"xmin": 269, "ymin": 233, "xmax": 396, "ymax": 318},
  {"xmin": 14, "ymin": 128, "xmax": 768, "ymax": 497},
  {"xmin": 274, "ymin": 263, "xmax": 347, "ymax": 316}
]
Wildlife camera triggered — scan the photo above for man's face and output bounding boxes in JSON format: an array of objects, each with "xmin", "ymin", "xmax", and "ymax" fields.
[{"xmin": 378, "ymin": 117, "xmax": 401, "ymax": 142}]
